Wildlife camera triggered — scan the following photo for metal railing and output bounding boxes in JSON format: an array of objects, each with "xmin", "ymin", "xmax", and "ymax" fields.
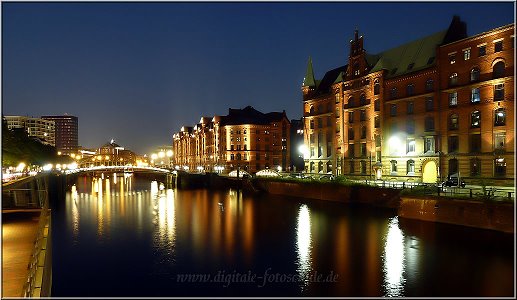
[
  {"xmin": 21, "ymin": 190, "xmax": 52, "ymax": 297},
  {"xmin": 2, "ymin": 189, "xmax": 47, "ymax": 208}
]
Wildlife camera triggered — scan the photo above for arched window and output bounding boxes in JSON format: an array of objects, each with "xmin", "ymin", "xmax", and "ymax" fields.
[
  {"xmin": 449, "ymin": 158, "xmax": 459, "ymax": 175},
  {"xmin": 493, "ymin": 61, "xmax": 505, "ymax": 78},
  {"xmin": 360, "ymin": 161, "xmax": 367, "ymax": 174},
  {"xmin": 318, "ymin": 161, "xmax": 323, "ymax": 173},
  {"xmin": 470, "ymin": 67, "xmax": 480, "ymax": 82},
  {"xmin": 406, "ymin": 84, "xmax": 415, "ymax": 96},
  {"xmin": 348, "ymin": 97, "xmax": 355, "ymax": 108},
  {"xmin": 425, "ymin": 79, "xmax": 434, "ymax": 92},
  {"xmin": 390, "ymin": 87, "xmax": 398, "ymax": 99},
  {"xmin": 390, "ymin": 160, "xmax": 397, "ymax": 173},
  {"xmin": 449, "ymin": 73, "xmax": 458, "ymax": 86},
  {"xmin": 309, "ymin": 106, "xmax": 315, "ymax": 114},
  {"xmin": 374, "ymin": 80, "xmax": 380, "ymax": 95},
  {"xmin": 470, "ymin": 158, "xmax": 481, "ymax": 176},
  {"xmin": 449, "ymin": 114, "xmax": 459, "ymax": 130},
  {"xmin": 360, "ymin": 94, "xmax": 367, "ymax": 106},
  {"xmin": 407, "ymin": 160, "xmax": 415, "ymax": 174},
  {"xmin": 310, "ymin": 162, "xmax": 315, "ymax": 172},
  {"xmin": 471, "ymin": 111, "xmax": 481, "ymax": 128},
  {"xmin": 494, "ymin": 108, "xmax": 506, "ymax": 126}
]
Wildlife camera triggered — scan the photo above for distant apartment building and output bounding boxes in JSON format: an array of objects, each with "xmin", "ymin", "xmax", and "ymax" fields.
[
  {"xmin": 41, "ymin": 115, "xmax": 78, "ymax": 155},
  {"xmin": 172, "ymin": 106, "xmax": 291, "ymax": 174},
  {"xmin": 302, "ymin": 16, "xmax": 514, "ymax": 185},
  {"xmin": 4, "ymin": 115, "xmax": 56, "ymax": 146}
]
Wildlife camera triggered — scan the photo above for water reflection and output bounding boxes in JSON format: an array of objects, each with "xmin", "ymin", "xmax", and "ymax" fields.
[
  {"xmin": 296, "ymin": 204, "xmax": 312, "ymax": 287},
  {"xmin": 382, "ymin": 217, "xmax": 406, "ymax": 297},
  {"xmin": 152, "ymin": 180, "xmax": 176, "ymax": 253}
]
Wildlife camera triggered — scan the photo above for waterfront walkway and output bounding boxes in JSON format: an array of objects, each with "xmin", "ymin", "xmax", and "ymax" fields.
[{"xmin": 1, "ymin": 210, "xmax": 41, "ymax": 297}]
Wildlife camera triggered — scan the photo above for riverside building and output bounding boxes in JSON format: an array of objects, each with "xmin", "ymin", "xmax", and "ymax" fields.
[
  {"xmin": 302, "ymin": 16, "xmax": 514, "ymax": 185},
  {"xmin": 172, "ymin": 106, "xmax": 291, "ymax": 174}
]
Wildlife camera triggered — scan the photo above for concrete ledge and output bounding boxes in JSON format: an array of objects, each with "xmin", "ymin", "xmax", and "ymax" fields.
[
  {"xmin": 399, "ymin": 196, "xmax": 514, "ymax": 233},
  {"xmin": 254, "ymin": 180, "xmax": 401, "ymax": 209}
]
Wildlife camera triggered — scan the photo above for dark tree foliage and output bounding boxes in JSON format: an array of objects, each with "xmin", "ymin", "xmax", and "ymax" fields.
[{"xmin": 2, "ymin": 117, "xmax": 71, "ymax": 166}]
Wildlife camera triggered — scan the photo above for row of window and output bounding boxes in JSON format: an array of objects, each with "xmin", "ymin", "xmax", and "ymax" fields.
[
  {"xmin": 448, "ymin": 38, "xmax": 512, "ymax": 65},
  {"xmin": 447, "ymin": 132, "xmax": 506, "ymax": 153},
  {"xmin": 449, "ymin": 83, "xmax": 505, "ymax": 106}
]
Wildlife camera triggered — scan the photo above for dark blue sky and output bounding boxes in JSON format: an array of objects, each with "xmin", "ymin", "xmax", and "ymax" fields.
[{"xmin": 2, "ymin": 2, "xmax": 514, "ymax": 155}]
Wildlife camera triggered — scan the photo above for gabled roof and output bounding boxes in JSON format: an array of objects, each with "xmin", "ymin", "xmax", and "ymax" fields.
[
  {"xmin": 223, "ymin": 106, "xmax": 287, "ymax": 126},
  {"xmin": 369, "ymin": 30, "xmax": 447, "ymax": 78},
  {"xmin": 314, "ymin": 65, "xmax": 348, "ymax": 95}
]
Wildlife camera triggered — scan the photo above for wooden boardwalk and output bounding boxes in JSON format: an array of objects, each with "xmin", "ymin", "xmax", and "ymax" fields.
[{"xmin": 1, "ymin": 210, "xmax": 41, "ymax": 297}]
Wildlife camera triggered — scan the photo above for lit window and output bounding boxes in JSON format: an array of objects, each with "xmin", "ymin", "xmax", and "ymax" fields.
[
  {"xmin": 494, "ymin": 108, "xmax": 506, "ymax": 126},
  {"xmin": 471, "ymin": 111, "xmax": 481, "ymax": 128},
  {"xmin": 495, "ymin": 132, "xmax": 506, "ymax": 150},
  {"xmin": 449, "ymin": 92, "xmax": 458, "ymax": 106},
  {"xmin": 407, "ymin": 160, "xmax": 415, "ymax": 174},
  {"xmin": 494, "ymin": 158, "xmax": 506, "ymax": 176},
  {"xmin": 463, "ymin": 48, "xmax": 471, "ymax": 60},
  {"xmin": 406, "ymin": 139, "xmax": 415, "ymax": 153},
  {"xmin": 424, "ymin": 137, "xmax": 435, "ymax": 153},
  {"xmin": 471, "ymin": 88, "xmax": 480, "ymax": 103}
]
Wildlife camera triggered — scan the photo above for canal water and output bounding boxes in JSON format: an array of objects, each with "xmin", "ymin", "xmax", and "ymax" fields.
[{"xmin": 52, "ymin": 174, "xmax": 514, "ymax": 297}]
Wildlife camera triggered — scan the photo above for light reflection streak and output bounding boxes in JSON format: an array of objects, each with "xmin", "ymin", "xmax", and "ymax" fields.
[
  {"xmin": 382, "ymin": 217, "xmax": 406, "ymax": 297},
  {"xmin": 71, "ymin": 185, "xmax": 79, "ymax": 237},
  {"xmin": 296, "ymin": 204, "xmax": 312, "ymax": 287}
]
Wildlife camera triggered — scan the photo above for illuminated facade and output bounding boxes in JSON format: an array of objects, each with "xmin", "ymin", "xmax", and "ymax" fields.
[
  {"xmin": 79, "ymin": 140, "xmax": 137, "ymax": 167},
  {"xmin": 173, "ymin": 106, "xmax": 291, "ymax": 173},
  {"xmin": 4, "ymin": 116, "xmax": 56, "ymax": 146},
  {"xmin": 302, "ymin": 17, "xmax": 514, "ymax": 184},
  {"xmin": 41, "ymin": 115, "xmax": 78, "ymax": 155}
]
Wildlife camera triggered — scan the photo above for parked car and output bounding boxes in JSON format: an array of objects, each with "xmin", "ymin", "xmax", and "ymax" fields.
[
  {"xmin": 442, "ymin": 174, "xmax": 466, "ymax": 188},
  {"xmin": 319, "ymin": 174, "xmax": 335, "ymax": 181}
]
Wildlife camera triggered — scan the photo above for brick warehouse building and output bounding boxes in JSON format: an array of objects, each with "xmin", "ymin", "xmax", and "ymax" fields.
[
  {"xmin": 302, "ymin": 16, "xmax": 514, "ymax": 185},
  {"xmin": 172, "ymin": 106, "xmax": 290, "ymax": 174}
]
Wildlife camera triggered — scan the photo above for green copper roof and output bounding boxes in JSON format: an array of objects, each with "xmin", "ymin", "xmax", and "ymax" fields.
[
  {"xmin": 302, "ymin": 56, "xmax": 316, "ymax": 87},
  {"xmin": 369, "ymin": 30, "xmax": 447, "ymax": 77}
]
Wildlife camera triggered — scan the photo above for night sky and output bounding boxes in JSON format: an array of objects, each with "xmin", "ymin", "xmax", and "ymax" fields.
[{"xmin": 2, "ymin": 2, "xmax": 514, "ymax": 155}]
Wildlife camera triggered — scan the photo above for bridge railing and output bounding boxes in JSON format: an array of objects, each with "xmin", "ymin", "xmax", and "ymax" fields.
[{"xmin": 21, "ymin": 189, "xmax": 52, "ymax": 297}]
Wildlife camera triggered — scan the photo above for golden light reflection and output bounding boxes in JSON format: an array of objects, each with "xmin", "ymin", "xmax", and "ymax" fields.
[
  {"xmin": 71, "ymin": 184, "xmax": 79, "ymax": 237},
  {"xmin": 296, "ymin": 204, "xmax": 312, "ymax": 286},
  {"xmin": 382, "ymin": 217, "xmax": 406, "ymax": 297}
]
